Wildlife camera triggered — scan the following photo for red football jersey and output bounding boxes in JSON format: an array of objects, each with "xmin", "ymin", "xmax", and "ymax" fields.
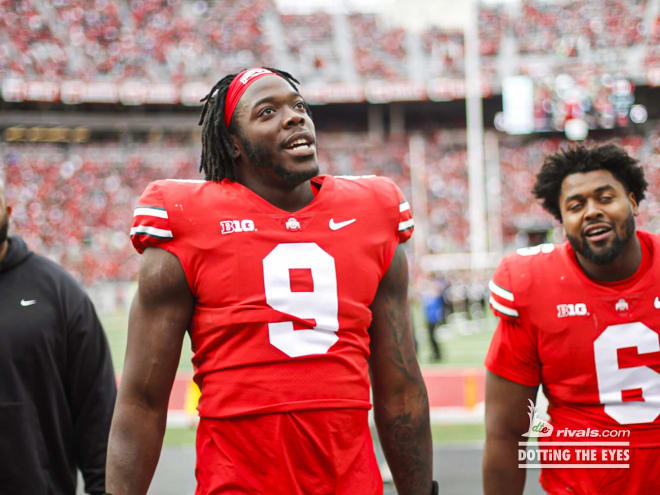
[
  {"xmin": 486, "ymin": 231, "xmax": 660, "ymax": 494},
  {"xmin": 130, "ymin": 174, "xmax": 413, "ymax": 418}
]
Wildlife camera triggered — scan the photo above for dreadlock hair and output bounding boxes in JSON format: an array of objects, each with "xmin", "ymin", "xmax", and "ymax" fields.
[
  {"xmin": 532, "ymin": 143, "xmax": 648, "ymax": 222},
  {"xmin": 198, "ymin": 67, "xmax": 307, "ymax": 182}
]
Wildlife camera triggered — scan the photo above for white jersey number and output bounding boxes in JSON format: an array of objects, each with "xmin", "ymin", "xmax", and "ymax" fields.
[
  {"xmin": 263, "ymin": 243, "xmax": 339, "ymax": 357},
  {"xmin": 594, "ymin": 322, "xmax": 660, "ymax": 424}
]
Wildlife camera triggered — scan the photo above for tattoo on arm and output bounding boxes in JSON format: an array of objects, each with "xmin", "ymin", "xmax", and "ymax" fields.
[
  {"xmin": 380, "ymin": 287, "xmax": 426, "ymax": 387},
  {"xmin": 379, "ymin": 411, "xmax": 432, "ymax": 492},
  {"xmin": 371, "ymin": 246, "xmax": 433, "ymax": 494}
]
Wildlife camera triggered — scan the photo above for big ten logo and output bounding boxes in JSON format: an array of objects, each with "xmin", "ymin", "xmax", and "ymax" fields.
[
  {"xmin": 556, "ymin": 303, "xmax": 588, "ymax": 318},
  {"xmin": 220, "ymin": 219, "xmax": 256, "ymax": 235}
]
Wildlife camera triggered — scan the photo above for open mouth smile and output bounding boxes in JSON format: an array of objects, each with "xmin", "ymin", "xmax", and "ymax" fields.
[
  {"xmin": 583, "ymin": 223, "xmax": 613, "ymax": 243},
  {"xmin": 282, "ymin": 132, "xmax": 316, "ymax": 156}
]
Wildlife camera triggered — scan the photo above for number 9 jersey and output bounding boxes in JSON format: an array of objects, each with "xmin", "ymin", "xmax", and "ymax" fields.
[
  {"xmin": 130, "ymin": 174, "xmax": 414, "ymax": 419},
  {"xmin": 486, "ymin": 230, "xmax": 660, "ymax": 494}
]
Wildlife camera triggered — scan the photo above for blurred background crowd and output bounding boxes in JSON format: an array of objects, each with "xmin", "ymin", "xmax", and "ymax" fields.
[{"xmin": 1, "ymin": 0, "xmax": 658, "ymax": 329}]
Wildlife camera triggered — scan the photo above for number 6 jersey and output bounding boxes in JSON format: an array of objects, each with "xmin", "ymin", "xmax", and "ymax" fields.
[
  {"xmin": 130, "ymin": 174, "xmax": 413, "ymax": 419},
  {"xmin": 486, "ymin": 230, "xmax": 660, "ymax": 494}
]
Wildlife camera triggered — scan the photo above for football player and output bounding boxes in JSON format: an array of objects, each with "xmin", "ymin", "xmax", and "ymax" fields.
[
  {"xmin": 483, "ymin": 144, "xmax": 660, "ymax": 494},
  {"xmin": 107, "ymin": 68, "xmax": 437, "ymax": 495}
]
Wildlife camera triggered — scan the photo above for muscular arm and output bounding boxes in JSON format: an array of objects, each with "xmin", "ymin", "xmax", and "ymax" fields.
[
  {"xmin": 369, "ymin": 245, "xmax": 433, "ymax": 495},
  {"xmin": 106, "ymin": 248, "xmax": 194, "ymax": 494},
  {"xmin": 483, "ymin": 371, "xmax": 538, "ymax": 495}
]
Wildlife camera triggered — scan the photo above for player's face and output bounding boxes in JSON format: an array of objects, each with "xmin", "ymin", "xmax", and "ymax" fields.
[
  {"xmin": 232, "ymin": 76, "xmax": 318, "ymax": 187},
  {"xmin": 559, "ymin": 169, "xmax": 638, "ymax": 265}
]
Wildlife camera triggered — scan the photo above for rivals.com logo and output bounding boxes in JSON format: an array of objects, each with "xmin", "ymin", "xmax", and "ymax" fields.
[{"xmin": 522, "ymin": 399, "xmax": 553, "ymax": 438}]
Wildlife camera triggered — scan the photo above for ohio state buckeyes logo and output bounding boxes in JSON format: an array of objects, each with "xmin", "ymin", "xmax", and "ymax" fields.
[{"xmin": 220, "ymin": 219, "xmax": 256, "ymax": 235}]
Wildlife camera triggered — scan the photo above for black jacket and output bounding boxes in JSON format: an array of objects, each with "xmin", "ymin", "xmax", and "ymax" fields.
[{"xmin": 0, "ymin": 236, "xmax": 116, "ymax": 494}]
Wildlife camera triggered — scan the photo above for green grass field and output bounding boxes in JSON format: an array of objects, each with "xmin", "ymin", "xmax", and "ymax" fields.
[{"xmin": 101, "ymin": 310, "xmax": 493, "ymax": 446}]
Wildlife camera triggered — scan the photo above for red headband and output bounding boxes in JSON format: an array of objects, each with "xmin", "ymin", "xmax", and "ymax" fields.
[{"xmin": 224, "ymin": 68, "xmax": 279, "ymax": 127}]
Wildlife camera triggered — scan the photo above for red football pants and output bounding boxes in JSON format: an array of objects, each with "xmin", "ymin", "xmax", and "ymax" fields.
[
  {"xmin": 540, "ymin": 446, "xmax": 660, "ymax": 494},
  {"xmin": 194, "ymin": 408, "xmax": 383, "ymax": 495}
]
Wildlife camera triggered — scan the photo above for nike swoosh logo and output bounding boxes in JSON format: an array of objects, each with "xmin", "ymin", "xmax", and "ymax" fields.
[
  {"xmin": 329, "ymin": 218, "xmax": 356, "ymax": 231},
  {"xmin": 655, "ymin": 297, "xmax": 660, "ymax": 309},
  {"xmin": 20, "ymin": 299, "xmax": 37, "ymax": 307}
]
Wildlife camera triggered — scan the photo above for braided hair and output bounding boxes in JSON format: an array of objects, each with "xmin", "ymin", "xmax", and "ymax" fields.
[{"xmin": 198, "ymin": 67, "xmax": 304, "ymax": 182}]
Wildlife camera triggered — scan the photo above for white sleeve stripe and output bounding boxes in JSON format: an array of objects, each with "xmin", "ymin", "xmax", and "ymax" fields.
[
  {"xmin": 489, "ymin": 296, "xmax": 519, "ymax": 318},
  {"xmin": 489, "ymin": 279, "xmax": 514, "ymax": 301},
  {"xmin": 398, "ymin": 218, "xmax": 414, "ymax": 231},
  {"xmin": 335, "ymin": 174, "xmax": 377, "ymax": 180},
  {"xmin": 399, "ymin": 201, "xmax": 410, "ymax": 213},
  {"xmin": 130, "ymin": 225, "xmax": 173, "ymax": 238},
  {"xmin": 165, "ymin": 179, "xmax": 206, "ymax": 183},
  {"xmin": 133, "ymin": 207, "xmax": 168, "ymax": 219}
]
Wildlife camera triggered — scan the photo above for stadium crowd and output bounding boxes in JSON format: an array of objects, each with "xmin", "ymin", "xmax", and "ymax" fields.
[
  {"xmin": 2, "ymin": 141, "xmax": 196, "ymax": 283},
  {"xmin": 2, "ymin": 125, "xmax": 658, "ymax": 284},
  {"xmin": 421, "ymin": 27, "xmax": 465, "ymax": 79},
  {"xmin": 280, "ymin": 12, "xmax": 342, "ymax": 83},
  {"xmin": 515, "ymin": 0, "xmax": 648, "ymax": 55},
  {"xmin": 1, "ymin": 0, "xmax": 656, "ymax": 86},
  {"xmin": 0, "ymin": 0, "xmax": 275, "ymax": 82},
  {"xmin": 1, "ymin": 0, "xmax": 658, "ymax": 283},
  {"xmin": 348, "ymin": 13, "xmax": 409, "ymax": 81}
]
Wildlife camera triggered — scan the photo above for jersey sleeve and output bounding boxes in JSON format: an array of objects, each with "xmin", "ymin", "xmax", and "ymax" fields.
[
  {"xmin": 488, "ymin": 257, "xmax": 519, "ymax": 321},
  {"xmin": 485, "ymin": 317, "xmax": 541, "ymax": 387},
  {"xmin": 130, "ymin": 181, "xmax": 174, "ymax": 254},
  {"xmin": 485, "ymin": 256, "xmax": 541, "ymax": 386},
  {"xmin": 394, "ymin": 184, "xmax": 414, "ymax": 243}
]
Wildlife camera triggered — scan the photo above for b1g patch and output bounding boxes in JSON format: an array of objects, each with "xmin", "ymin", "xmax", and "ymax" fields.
[
  {"xmin": 556, "ymin": 303, "xmax": 588, "ymax": 318},
  {"xmin": 220, "ymin": 219, "xmax": 256, "ymax": 235}
]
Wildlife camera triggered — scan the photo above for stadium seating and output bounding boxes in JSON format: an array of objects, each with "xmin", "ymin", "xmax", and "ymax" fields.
[
  {"xmin": 280, "ymin": 12, "xmax": 342, "ymax": 83},
  {"xmin": 2, "ymin": 0, "xmax": 655, "ymax": 86},
  {"xmin": 4, "ymin": 142, "xmax": 198, "ymax": 283},
  {"xmin": 1, "ymin": 0, "xmax": 658, "ymax": 283},
  {"xmin": 478, "ymin": 4, "xmax": 507, "ymax": 57},
  {"xmin": 420, "ymin": 27, "xmax": 465, "ymax": 79},
  {"xmin": 0, "ymin": 0, "xmax": 66, "ymax": 78},
  {"xmin": 347, "ymin": 13, "xmax": 409, "ymax": 81},
  {"xmin": 515, "ymin": 0, "xmax": 647, "ymax": 55},
  {"xmin": 4, "ymin": 124, "xmax": 659, "ymax": 283}
]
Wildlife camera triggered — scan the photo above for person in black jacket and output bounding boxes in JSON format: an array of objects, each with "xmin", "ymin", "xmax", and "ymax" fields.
[{"xmin": 0, "ymin": 182, "xmax": 116, "ymax": 494}]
